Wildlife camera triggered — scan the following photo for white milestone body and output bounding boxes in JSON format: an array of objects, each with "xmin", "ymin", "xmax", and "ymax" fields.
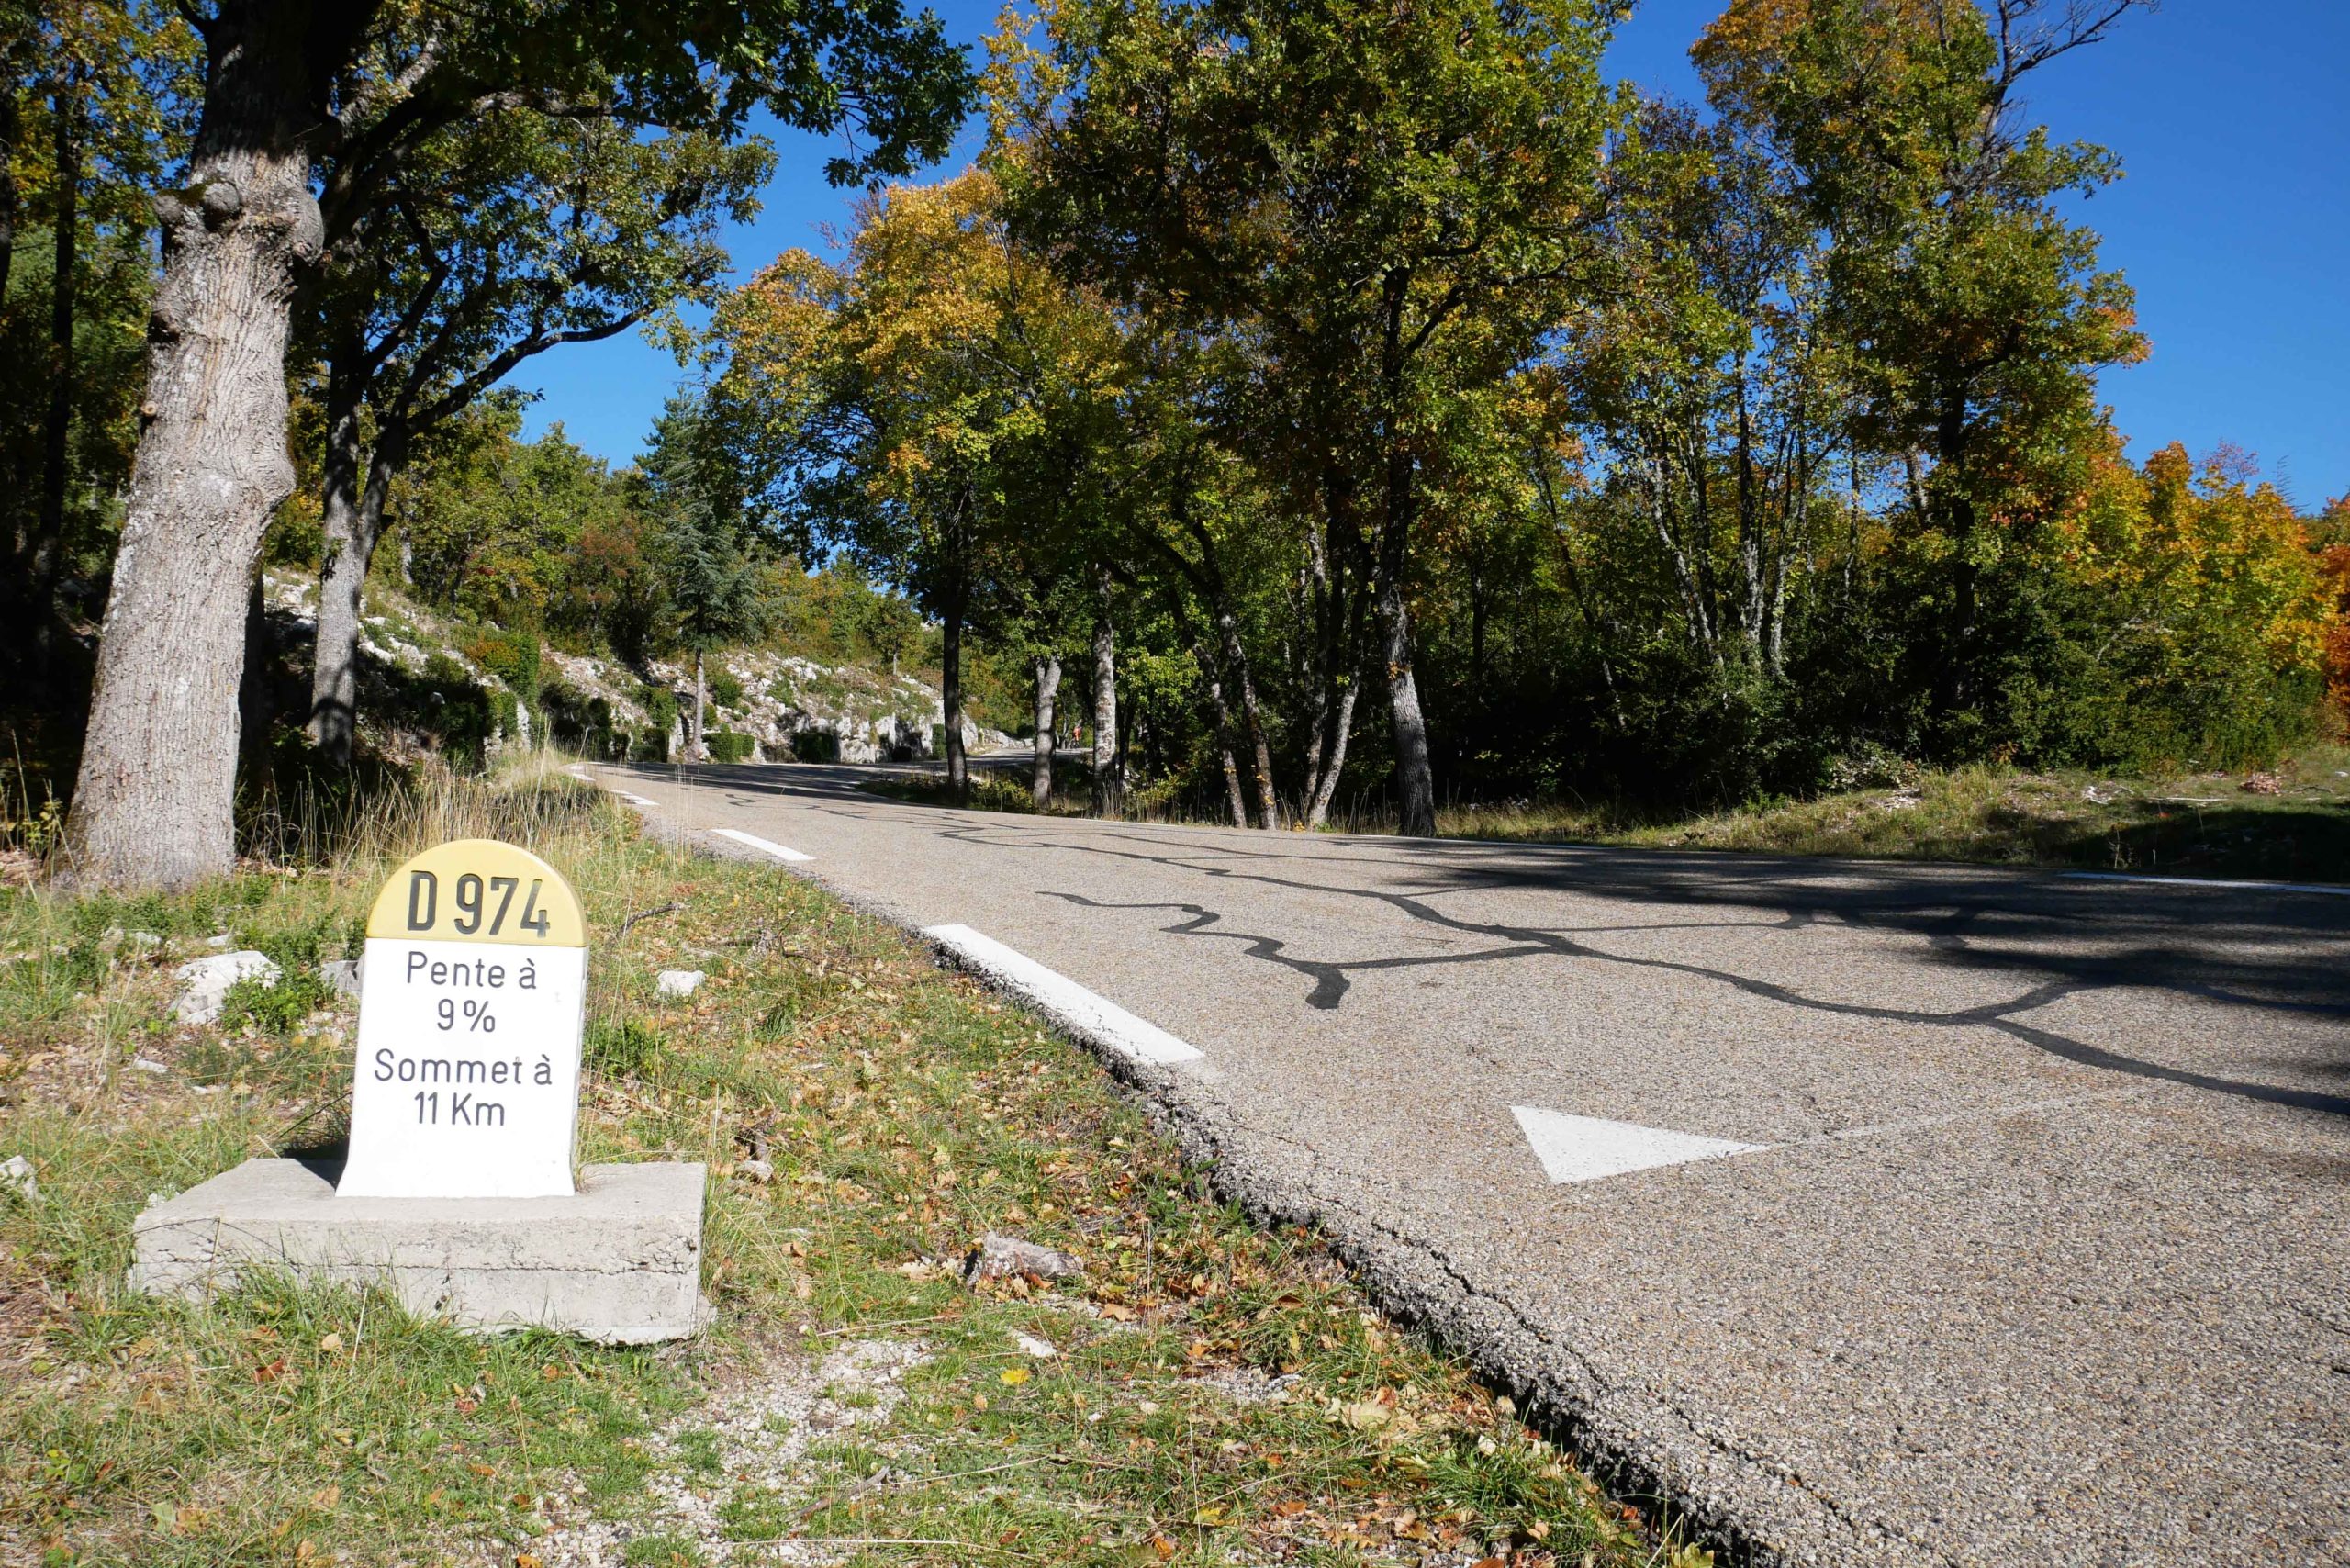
[{"xmin": 336, "ymin": 840, "xmax": 590, "ymax": 1200}]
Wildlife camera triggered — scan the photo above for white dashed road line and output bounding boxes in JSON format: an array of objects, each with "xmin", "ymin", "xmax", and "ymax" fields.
[
  {"xmin": 1511, "ymin": 1104, "xmax": 1768, "ymax": 1185},
  {"xmin": 711, "ymin": 827, "xmax": 813, "ymax": 863},
  {"xmin": 923, "ymin": 924, "xmax": 1204, "ymax": 1066},
  {"xmin": 565, "ymin": 767, "xmax": 655, "ymax": 806}
]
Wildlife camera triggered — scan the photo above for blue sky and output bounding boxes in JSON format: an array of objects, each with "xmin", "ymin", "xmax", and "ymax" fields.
[{"xmin": 520, "ymin": 0, "xmax": 2350, "ymax": 508}]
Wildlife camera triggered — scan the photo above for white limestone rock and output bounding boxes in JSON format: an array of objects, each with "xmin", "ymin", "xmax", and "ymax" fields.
[{"xmin": 173, "ymin": 950, "xmax": 283, "ymax": 1025}]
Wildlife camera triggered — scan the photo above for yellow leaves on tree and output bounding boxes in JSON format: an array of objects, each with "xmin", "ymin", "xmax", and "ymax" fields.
[
  {"xmin": 2049, "ymin": 437, "xmax": 2344, "ymax": 725},
  {"xmin": 2315, "ymin": 498, "xmax": 2350, "ymax": 717}
]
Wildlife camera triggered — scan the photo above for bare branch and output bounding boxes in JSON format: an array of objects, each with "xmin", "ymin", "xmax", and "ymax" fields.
[{"xmin": 1993, "ymin": 0, "xmax": 2152, "ymax": 87}]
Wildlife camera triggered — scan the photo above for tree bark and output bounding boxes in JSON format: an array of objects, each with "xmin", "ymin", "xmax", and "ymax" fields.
[
  {"xmin": 1216, "ymin": 608, "xmax": 1278, "ymax": 829},
  {"xmin": 1192, "ymin": 642, "xmax": 1247, "ymax": 829},
  {"xmin": 1030, "ymin": 652, "xmax": 1060, "ymax": 807},
  {"xmin": 942, "ymin": 574, "xmax": 968, "ymax": 791},
  {"xmin": 308, "ymin": 379, "xmax": 404, "ymax": 764},
  {"xmin": 1090, "ymin": 566, "xmax": 1121, "ymax": 819},
  {"xmin": 1377, "ymin": 575, "xmax": 1436, "ymax": 837},
  {"xmin": 1295, "ymin": 465, "xmax": 1351, "ymax": 812},
  {"xmin": 1304, "ymin": 675, "xmax": 1359, "ymax": 831},
  {"xmin": 1376, "ymin": 380, "xmax": 1435, "ymax": 836},
  {"xmin": 690, "ymin": 649, "xmax": 708, "ymax": 761},
  {"xmin": 1734, "ymin": 361, "xmax": 1766, "ymax": 660},
  {"xmin": 62, "ymin": 7, "xmax": 324, "ymax": 890},
  {"xmin": 1298, "ymin": 556, "xmax": 1369, "ymax": 827}
]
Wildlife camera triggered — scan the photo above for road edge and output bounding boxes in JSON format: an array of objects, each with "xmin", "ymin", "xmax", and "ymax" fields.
[{"xmin": 646, "ymin": 800, "xmax": 1911, "ymax": 1568}]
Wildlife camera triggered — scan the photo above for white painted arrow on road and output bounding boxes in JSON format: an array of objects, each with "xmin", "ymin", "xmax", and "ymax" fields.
[{"xmin": 1511, "ymin": 1105, "xmax": 1767, "ymax": 1185}]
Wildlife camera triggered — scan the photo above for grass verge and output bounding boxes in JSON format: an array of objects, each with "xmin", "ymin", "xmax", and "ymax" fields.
[
  {"xmin": 1436, "ymin": 746, "xmax": 2350, "ymax": 879},
  {"xmin": 1, "ymin": 761, "xmax": 1699, "ymax": 1568},
  {"xmin": 867, "ymin": 747, "xmax": 2350, "ymax": 882}
]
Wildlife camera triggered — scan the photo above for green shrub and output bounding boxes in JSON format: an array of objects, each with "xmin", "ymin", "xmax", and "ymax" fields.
[
  {"xmin": 631, "ymin": 685, "xmax": 681, "ymax": 762},
  {"xmin": 708, "ymin": 669, "xmax": 744, "ymax": 709},
  {"xmin": 488, "ymin": 686, "xmax": 520, "ymax": 740},
  {"xmin": 637, "ymin": 684, "xmax": 679, "ymax": 734},
  {"xmin": 790, "ymin": 728, "xmax": 840, "ymax": 763},
  {"xmin": 705, "ymin": 731, "xmax": 755, "ymax": 764},
  {"xmin": 219, "ymin": 969, "xmax": 330, "ymax": 1036},
  {"xmin": 543, "ymin": 680, "xmax": 621, "ymax": 756},
  {"xmin": 461, "ymin": 627, "xmax": 542, "ymax": 701},
  {"xmin": 586, "ymin": 1016, "xmax": 664, "ymax": 1079},
  {"xmin": 411, "ymin": 654, "xmax": 497, "ymax": 769}
]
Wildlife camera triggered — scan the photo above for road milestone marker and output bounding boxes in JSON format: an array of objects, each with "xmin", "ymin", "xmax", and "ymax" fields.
[{"xmin": 129, "ymin": 839, "xmax": 710, "ymax": 1343}]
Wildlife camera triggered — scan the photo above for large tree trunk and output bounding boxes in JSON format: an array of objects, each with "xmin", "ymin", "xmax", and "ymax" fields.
[
  {"xmin": 1304, "ymin": 676, "xmax": 1360, "ymax": 831},
  {"xmin": 1734, "ymin": 362, "xmax": 1765, "ymax": 660},
  {"xmin": 62, "ymin": 10, "xmax": 322, "ymax": 890},
  {"xmin": 1192, "ymin": 642, "xmax": 1247, "ymax": 829},
  {"xmin": 1295, "ymin": 468, "xmax": 1352, "ymax": 812},
  {"xmin": 1373, "ymin": 440, "xmax": 1435, "ymax": 836},
  {"xmin": 1090, "ymin": 567, "xmax": 1122, "ymax": 819},
  {"xmin": 690, "ymin": 649, "xmax": 708, "ymax": 761},
  {"xmin": 306, "ymin": 360, "xmax": 364, "ymax": 756},
  {"xmin": 1297, "ymin": 551, "xmax": 1368, "ymax": 824},
  {"xmin": 942, "ymin": 588, "xmax": 968, "ymax": 791},
  {"xmin": 1030, "ymin": 652, "xmax": 1060, "ymax": 807},
  {"xmin": 1377, "ymin": 576, "xmax": 1436, "ymax": 837},
  {"xmin": 1216, "ymin": 609, "xmax": 1278, "ymax": 829},
  {"xmin": 308, "ymin": 397, "xmax": 402, "ymax": 764},
  {"xmin": 1372, "ymin": 282, "xmax": 1436, "ymax": 838}
]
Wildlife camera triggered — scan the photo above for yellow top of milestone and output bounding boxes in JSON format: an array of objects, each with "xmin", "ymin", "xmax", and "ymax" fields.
[{"xmin": 364, "ymin": 839, "xmax": 587, "ymax": 947}]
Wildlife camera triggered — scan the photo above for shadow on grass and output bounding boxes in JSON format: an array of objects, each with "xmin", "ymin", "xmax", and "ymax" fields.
[{"xmin": 2032, "ymin": 801, "xmax": 2350, "ymax": 881}]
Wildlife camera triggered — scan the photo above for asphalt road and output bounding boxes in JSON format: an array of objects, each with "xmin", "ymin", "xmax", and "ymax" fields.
[{"xmin": 595, "ymin": 758, "xmax": 2350, "ymax": 1568}]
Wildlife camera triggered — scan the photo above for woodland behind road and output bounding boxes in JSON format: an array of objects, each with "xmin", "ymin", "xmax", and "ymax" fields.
[{"xmin": 3, "ymin": 0, "xmax": 2346, "ymax": 892}]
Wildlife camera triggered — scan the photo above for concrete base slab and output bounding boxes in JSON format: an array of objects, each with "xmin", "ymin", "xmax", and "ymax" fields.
[{"xmin": 129, "ymin": 1158, "xmax": 710, "ymax": 1344}]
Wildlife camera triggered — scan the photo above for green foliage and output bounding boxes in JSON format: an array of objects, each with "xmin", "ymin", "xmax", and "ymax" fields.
[
  {"xmin": 586, "ymin": 1016, "xmax": 666, "ymax": 1080},
  {"xmin": 461, "ymin": 625, "xmax": 542, "ymax": 701},
  {"xmin": 218, "ymin": 969, "xmax": 328, "ymax": 1036},
  {"xmin": 637, "ymin": 684, "xmax": 680, "ymax": 736},
  {"xmin": 391, "ymin": 653, "xmax": 500, "ymax": 770},
  {"xmin": 704, "ymin": 730, "xmax": 755, "ymax": 764},
  {"xmin": 543, "ymin": 679, "xmax": 627, "ymax": 760},
  {"xmin": 638, "ymin": 391, "xmax": 777, "ymax": 670},
  {"xmin": 22, "ymin": 0, "xmax": 2325, "ymax": 852},
  {"xmin": 401, "ymin": 410, "xmax": 632, "ymax": 637}
]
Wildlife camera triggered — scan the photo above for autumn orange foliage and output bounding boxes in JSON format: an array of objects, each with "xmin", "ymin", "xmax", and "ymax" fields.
[{"xmin": 2317, "ymin": 498, "xmax": 2350, "ymax": 720}]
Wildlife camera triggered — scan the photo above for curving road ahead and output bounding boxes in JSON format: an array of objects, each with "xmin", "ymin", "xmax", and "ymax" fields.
[{"xmin": 594, "ymin": 758, "xmax": 2350, "ymax": 1568}]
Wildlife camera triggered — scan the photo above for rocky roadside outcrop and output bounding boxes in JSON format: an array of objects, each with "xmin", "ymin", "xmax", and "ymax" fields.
[{"xmin": 261, "ymin": 573, "xmax": 1011, "ymax": 767}]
